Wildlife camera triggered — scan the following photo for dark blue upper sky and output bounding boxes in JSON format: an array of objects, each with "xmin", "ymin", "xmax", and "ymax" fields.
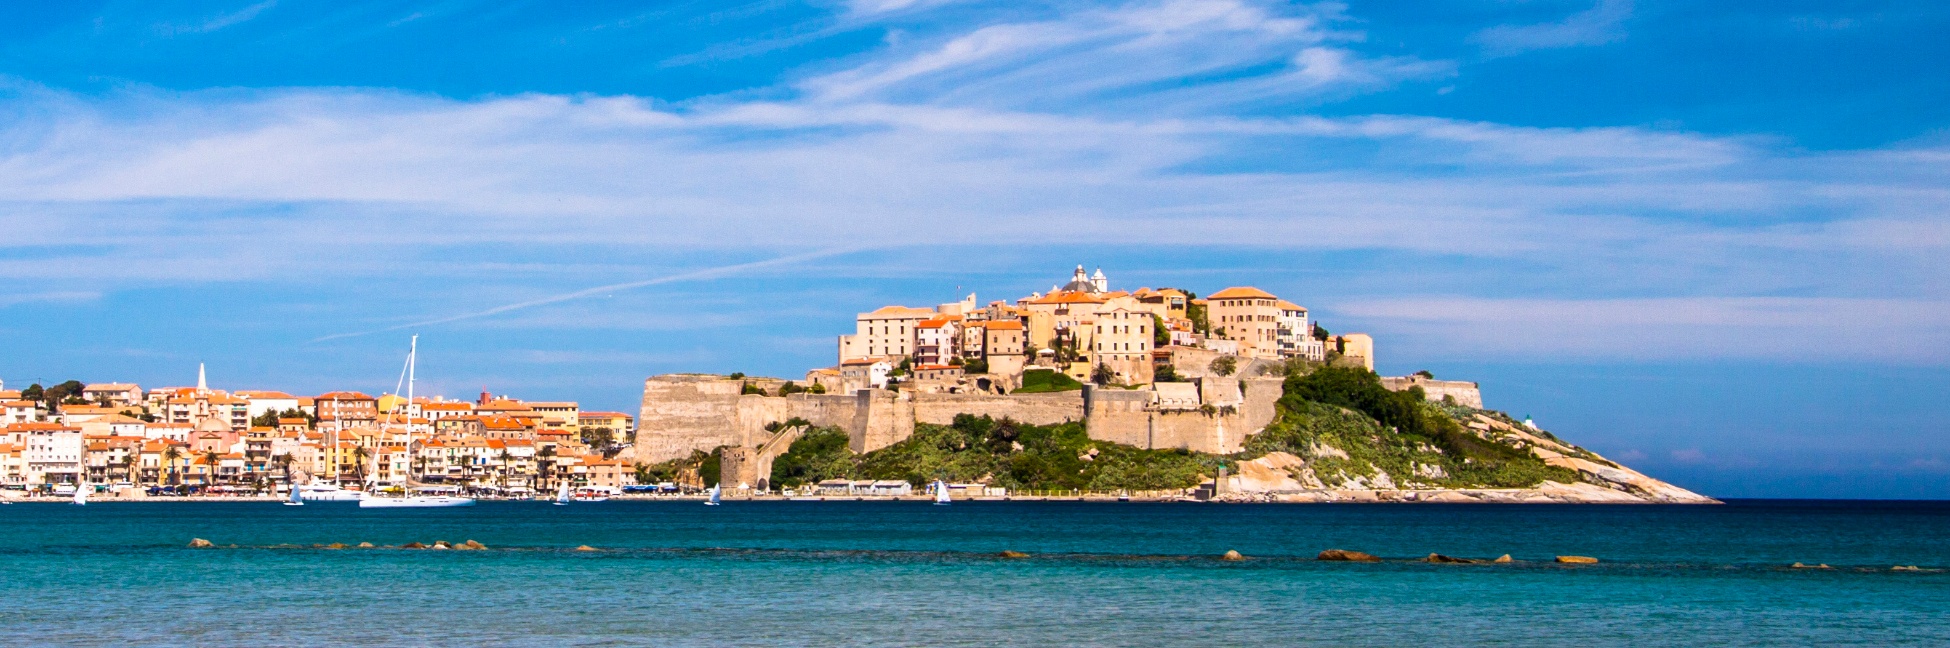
[{"xmin": 0, "ymin": 0, "xmax": 1945, "ymax": 498}]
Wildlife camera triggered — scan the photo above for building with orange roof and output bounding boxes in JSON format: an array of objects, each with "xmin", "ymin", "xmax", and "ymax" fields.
[
  {"xmin": 1207, "ymin": 286, "xmax": 1285, "ymax": 359},
  {"xmin": 913, "ymin": 317, "xmax": 960, "ymax": 366},
  {"xmin": 314, "ymin": 391, "xmax": 378, "ymax": 433},
  {"xmin": 81, "ymin": 383, "xmax": 143, "ymax": 406},
  {"xmin": 2, "ymin": 400, "xmax": 42, "ymax": 425},
  {"xmin": 18, "ymin": 422, "xmax": 83, "ymax": 486},
  {"xmin": 577, "ymin": 411, "xmax": 635, "ymax": 436},
  {"xmin": 838, "ymin": 304, "xmax": 939, "ymax": 363}
]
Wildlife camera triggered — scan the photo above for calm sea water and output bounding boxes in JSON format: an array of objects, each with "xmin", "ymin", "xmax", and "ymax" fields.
[{"xmin": 2, "ymin": 500, "xmax": 1946, "ymax": 646}]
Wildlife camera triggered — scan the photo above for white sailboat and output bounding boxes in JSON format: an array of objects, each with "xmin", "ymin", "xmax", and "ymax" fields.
[
  {"xmin": 554, "ymin": 483, "xmax": 570, "ymax": 506},
  {"xmin": 296, "ymin": 483, "xmax": 364, "ymax": 502},
  {"xmin": 284, "ymin": 485, "xmax": 304, "ymax": 506},
  {"xmin": 705, "ymin": 484, "xmax": 721, "ymax": 506},
  {"xmin": 933, "ymin": 480, "xmax": 951, "ymax": 505},
  {"xmin": 72, "ymin": 482, "xmax": 87, "ymax": 506},
  {"xmin": 360, "ymin": 335, "xmax": 475, "ymax": 509}
]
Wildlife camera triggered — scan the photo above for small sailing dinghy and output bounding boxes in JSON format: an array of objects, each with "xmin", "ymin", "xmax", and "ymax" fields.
[
  {"xmin": 933, "ymin": 480, "xmax": 951, "ymax": 506},
  {"xmin": 704, "ymin": 484, "xmax": 721, "ymax": 506},
  {"xmin": 554, "ymin": 483, "xmax": 571, "ymax": 506},
  {"xmin": 284, "ymin": 485, "xmax": 304, "ymax": 506},
  {"xmin": 73, "ymin": 482, "xmax": 88, "ymax": 506}
]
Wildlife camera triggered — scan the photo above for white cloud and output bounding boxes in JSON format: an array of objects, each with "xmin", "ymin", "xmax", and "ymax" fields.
[
  {"xmin": 1472, "ymin": 0, "xmax": 1633, "ymax": 55},
  {"xmin": 0, "ymin": 0, "xmax": 1944, "ymax": 364}
]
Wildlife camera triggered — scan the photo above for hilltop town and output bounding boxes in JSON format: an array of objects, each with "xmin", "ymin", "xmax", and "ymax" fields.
[
  {"xmin": 0, "ymin": 368, "xmax": 636, "ymax": 497},
  {"xmin": 635, "ymin": 266, "xmax": 1711, "ymax": 503}
]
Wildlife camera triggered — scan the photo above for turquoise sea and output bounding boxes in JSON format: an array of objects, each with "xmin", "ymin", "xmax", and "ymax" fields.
[{"xmin": 3, "ymin": 500, "xmax": 1947, "ymax": 646}]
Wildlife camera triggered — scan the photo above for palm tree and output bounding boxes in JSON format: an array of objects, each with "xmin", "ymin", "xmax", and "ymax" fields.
[
  {"xmin": 202, "ymin": 451, "xmax": 222, "ymax": 486},
  {"xmin": 351, "ymin": 446, "xmax": 370, "ymax": 486},
  {"xmin": 163, "ymin": 446, "xmax": 183, "ymax": 487},
  {"xmin": 497, "ymin": 449, "xmax": 512, "ymax": 491},
  {"xmin": 537, "ymin": 446, "xmax": 557, "ymax": 492}
]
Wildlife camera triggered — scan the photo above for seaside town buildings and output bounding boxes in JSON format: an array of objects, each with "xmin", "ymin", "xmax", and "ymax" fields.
[
  {"xmin": 820, "ymin": 265, "xmax": 1373, "ymax": 394},
  {"xmin": 0, "ymin": 374, "xmax": 636, "ymax": 495}
]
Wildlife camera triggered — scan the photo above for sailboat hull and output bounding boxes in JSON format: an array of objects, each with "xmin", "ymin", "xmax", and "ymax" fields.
[{"xmin": 358, "ymin": 496, "xmax": 476, "ymax": 508}]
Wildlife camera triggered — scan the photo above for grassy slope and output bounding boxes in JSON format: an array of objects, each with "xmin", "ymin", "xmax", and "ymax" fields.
[
  {"xmin": 1013, "ymin": 369, "xmax": 1083, "ymax": 393},
  {"xmin": 763, "ymin": 367, "xmax": 1587, "ymax": 491}
]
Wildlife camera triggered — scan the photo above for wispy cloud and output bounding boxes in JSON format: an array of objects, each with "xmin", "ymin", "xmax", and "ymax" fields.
[
  {"xmin": 311, "ymin": 248, "xmax": 863, "ymax": 342},
  {"xmin": 1472, "ymin": 0, "xmax": 1633, "ymax": 56},
  {"xmin": 157, "ymin": 0, "xmax": 277, "ymax": 36}
]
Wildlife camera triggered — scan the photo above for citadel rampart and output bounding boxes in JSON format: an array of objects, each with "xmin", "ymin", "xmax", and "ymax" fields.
[{"xmin": 636, "ymin": 374, "xmax": 1287, "ymax": 486}]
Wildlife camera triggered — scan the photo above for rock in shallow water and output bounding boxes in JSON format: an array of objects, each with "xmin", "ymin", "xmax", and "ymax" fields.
[
  {"xmin": 1221, "ymin": 550, "xmax": 1246, "ymax": 561},
  {"xmin": 1492, "ymin": 554, "xmax": 1514, "ymax": 563},
  {"xmin": 998, "ymin": 550, "xmax": 1030, "ymax": 559},
  {"xmin": 1555, "ymin": 555, "xmax": 1599, "ymax": 564},
  {"xmin": 1424, "ymin": 553, "xmax": 1477, "ymax": 564},
  {"xmin": 1317, "ymin": 549, "xmax": 1380, "ymax": 562},
  {"xmin": 188, "ymin": 538, "xmax": 214, "ymax": 548}
]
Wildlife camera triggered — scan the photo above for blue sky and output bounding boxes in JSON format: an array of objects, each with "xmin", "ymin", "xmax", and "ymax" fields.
[{"xmin": 1, "ymin": 0, "xmax": 1946, "ymax": 498}]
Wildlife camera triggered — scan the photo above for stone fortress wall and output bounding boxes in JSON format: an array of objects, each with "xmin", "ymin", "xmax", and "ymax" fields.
[
  {"xmin": 1378, "ymin": 375, "xmax": 1484, "ymax": 409},
  {"xmin": 636, "ymin": 374, "xmax": 1286, "ymax": 487}
]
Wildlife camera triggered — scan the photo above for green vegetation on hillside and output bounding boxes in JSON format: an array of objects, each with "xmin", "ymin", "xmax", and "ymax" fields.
[
  {"xmin": 1253, "ymin": 366, "xmax": 1580, "ymax": 488},
  {"xmin": 1013, "ymin": 369, "xmax": 1083, "ymax": 393},
  {"xmin": 770, "ymin": 415, "xmax": 1219, "ymax": 491},
  {"xmin": 757, "ymin": 365, "xmax": 1584, "ymax": 492}
]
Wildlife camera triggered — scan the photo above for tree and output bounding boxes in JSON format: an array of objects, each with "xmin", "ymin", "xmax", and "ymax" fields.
[
  {"xmin": 202, "ymin": 451, "xmax": 223, "ymax": 485},
  {"xmin": 1155, "ymin": 364, "xmax": 1183, "ymax": 383},
  {"xmin": 1187, "ymin": 301, "xmax": 1210, "ymax": 335},
  {"xmin": 964, "ymin": 358, "xmax": 989, "ymax": 374},
  {"xmin": 1313, "ymin": 325, "xmax": 1331, "ymax": 341},
  {"xmin": 20, "ymin": 383, "xmax": 43, "ymax": 401},
  {"xmin": 163, "ymin": 446, "xmax": 183, "ymax": 486},
  {"xmin": 273, "ymin": 453, "xmax": 294, "ymax": 485},
  {"xmin": 1152, "ymin": 314, "xmax": 1171, "ymax": 347},
  {"xmin": 44, "ymin": 380, "xmax": 86, "ymax": 405},
  {"xmin": 537, "ymin": 446, "xmax": 558, "ymax": 491},
  {"xmin": 1414, "ymin": 370, "xmax": 1434, "ymax": 379},
  {"xmin": 1091, "ymin": 363, "xmax": 1115, "ymax": 386},
  {"xmin": 351, "ymin": 446, "xmax": 370, "ymax": 485},
  {"xmin": 1209, "ymin": 356, "xmax": 1237, "ymax": 377},
  {"xmin": 808, "ymin": 383, "xmax": 827, "ymax": 394}
]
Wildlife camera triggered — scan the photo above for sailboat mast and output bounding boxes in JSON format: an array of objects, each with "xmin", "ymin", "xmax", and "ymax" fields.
[{"xmin": 406, "ymin": 335, "xmax": 416, "ymax": 484}]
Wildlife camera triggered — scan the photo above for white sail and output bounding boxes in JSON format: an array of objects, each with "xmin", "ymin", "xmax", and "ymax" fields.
[
  {"xmin": 555, "ymin": 483, "xmax": 571, "ymax": 505},
  {"xmin": 706, "ymin": 484, "xmax": 721, "ymax": 505},
  {"xmin": 286, "ymin": 485, "xmax": 304, "ymax": 506},
  {"xmin": 934, "ymin": 480, "xmax": 951, "ymax": 505},
  {"xmin": 73, "ymin": 483, "xmax": 87, "ymax": 506}
]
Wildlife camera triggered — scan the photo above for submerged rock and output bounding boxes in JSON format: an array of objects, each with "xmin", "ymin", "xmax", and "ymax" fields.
[
  {"xmin": 1221, "ymin": 550, "xmax": 1246, "ymax": 561},
  {"xmin": 357, "ymin": 542, "xmax": 374, "ymax": 548},
  {"xmin": 575, "ymin": 545, "xmax": 599, "ymax": 552},
  {"xmin": 462, "ymin": 540, "xmax": 487, "ymax": 550},
  {"xmin": 188, "ymin": 538, "xmax": 214, "ymax": 548},
  {"xmin": 1492, "ymin": 554, "xmax": 1514, "ymax": 563},
  {"xmin": 998, "ymin": 550, "xmax": 1030, "ymax": 559},
  {"xmin": 401, "ymin": 542, "xmax": 427, "ymax": 549},
  {"xmin": 1790, "ymin": 562, "xmax": 1832, "ymax": 569},
  {"xmin": 1424, "ymin": 553, "xmax": 1477, "ymax": 564},
  {"xmin": 1318, "ymin": 549, "xmax": 1380, "ymax": 562},
  {"xmin": 327, "ymin": 543, "xmax": 347, "ymax": 550},
  {"xmin": 1555, "ymin": 555, "xmax": 1599, "ymax": 564}
]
